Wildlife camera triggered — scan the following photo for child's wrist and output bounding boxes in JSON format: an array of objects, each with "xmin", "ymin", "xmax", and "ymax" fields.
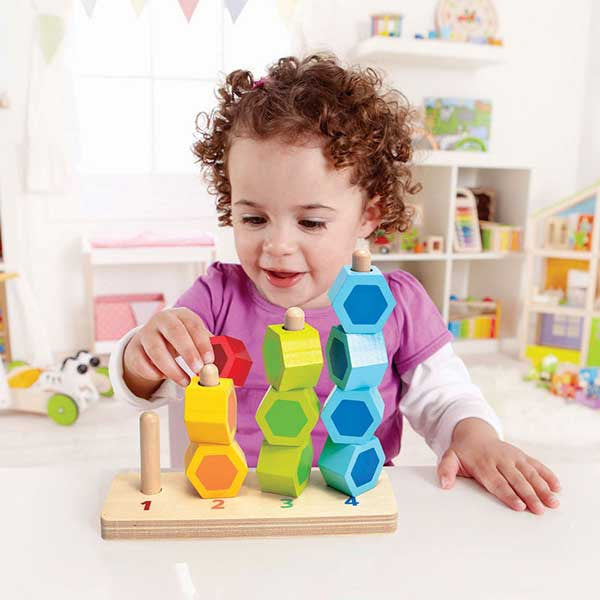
[{"xmin": 451, "ymin": 417, "xmax": 498, "ymax": 444}]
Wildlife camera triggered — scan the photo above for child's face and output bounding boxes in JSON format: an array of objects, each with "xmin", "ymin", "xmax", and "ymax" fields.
[{"xmin": 228, "ymin": 136, "xmax": 378, "ymax": 309}]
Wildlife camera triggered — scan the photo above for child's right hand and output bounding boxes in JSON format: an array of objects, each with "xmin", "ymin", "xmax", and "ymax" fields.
[{"xmin": 123, "ymin": 307, "xmax": 214, "ymax": 395}]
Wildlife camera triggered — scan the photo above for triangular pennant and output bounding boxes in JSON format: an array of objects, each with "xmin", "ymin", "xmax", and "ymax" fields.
[
  {"xmin": 80, "ymin": 0, "xmax": 97, "ymax": 18},
  {"xmin": 225, "ymin": 0, "xmax": 248, "ymax": 23},
  {"xmin": 178, "ymin": 0, "xmax": 200, "ymax": 23},
  {"xmin": 36, "ymin": 14, "xmax": 65, "ymax": 64},
  {"xmin": 130, "ymin": 0, "xmax": 148, "ymax": 17}
]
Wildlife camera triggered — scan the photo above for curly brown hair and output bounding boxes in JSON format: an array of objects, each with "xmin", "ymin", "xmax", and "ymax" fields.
[{"xmin": 192, "ymin": 53, "xmax": 421, "ymax": 234}]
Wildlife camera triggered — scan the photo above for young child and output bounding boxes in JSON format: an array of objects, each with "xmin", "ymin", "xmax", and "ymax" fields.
[{"xmin": 110, "ymin": 54, "xmax": 560, "ymax": 515}]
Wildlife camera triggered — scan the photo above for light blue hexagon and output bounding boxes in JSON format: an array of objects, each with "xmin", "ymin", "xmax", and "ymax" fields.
[
  {"xmin": 318, "ymin": 436, "xmax": 385, "ymax": 497},
  {"xmin": 325, "ymin": 325, "xmax": 388, "ymax": 390},
  {"xmin": 328, "ymin": 265, "xmax": 396, "ymax": 334},
  {"xmin": 320, "ymin": 386, "xmax": 384, "ymax": 444}
]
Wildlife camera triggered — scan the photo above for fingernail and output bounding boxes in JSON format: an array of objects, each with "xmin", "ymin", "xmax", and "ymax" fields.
[
  {"xmin": 203, "ymin": 351, "xmax": 214, "ymax": 364},
  {"xmin": 192, "ymin": 360, "xmax": 203, "ymax": 373},
  {"xmin": 548, "ymin": 495, "xmax": 560, "ymax": 506},
  {"xmin": 516, "ymin": 500, "xmax": 526, "ymax": 510},
  {"xmin": 180, "ymin": 377, "xmax": 190, "ymax": 387},
  {"xmin": 441, "ymin": 476, "xmax": 450, "ymax": 489}
]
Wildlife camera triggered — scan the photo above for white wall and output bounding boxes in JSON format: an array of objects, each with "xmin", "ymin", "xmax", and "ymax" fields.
[{"xmin": 0, "ymin": 0, "xmax": 596, "ymax": 357}]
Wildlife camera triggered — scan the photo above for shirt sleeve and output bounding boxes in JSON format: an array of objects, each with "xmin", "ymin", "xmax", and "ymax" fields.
[
  {"xmin": 388, "ymin": 270, "xmax": 453, "ymax": 374},
  {"xmin": 399, "ymin": 342, "xmax": 503, "ymax": 461},
  {"xmin": 108, "ymin": 326, "xmax": 183, "ymax": 409}
]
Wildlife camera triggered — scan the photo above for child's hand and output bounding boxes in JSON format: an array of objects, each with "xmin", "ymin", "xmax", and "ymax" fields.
[
  {"xmin": 437, "ymin": 417, "xmax": 561, "ymax": 515},
  {"xmin": 123, "ymin": 308, "xmax": 214, "ymax": 394}
]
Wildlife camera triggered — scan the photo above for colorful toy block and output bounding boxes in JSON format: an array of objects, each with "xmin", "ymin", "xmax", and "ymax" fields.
[
  {"xmin": 326, "ymin": 325, "xmax": 387, "ymax": 390},
  {"xmin": 184, "ymin": 373, "xmax": 237, "ymax": 445},
  {"xmin": 210, "ymin": 335, "xmax": 252, "ymax": 387},
  {"xmin": 327, "ymin": 252, "xmax": 396, "ymax": 334},
  {"xmin": 320, "ymin": 387, "xmax": 384, "ymax": 444},
  {"xmin": 184, "ymin": 439, "xmax": 248, "ymax": 498},
  {"xmin": 255, "ymin": 386, "xmax": 320, "ymax": 446},
  {"xmin": 318, "ymin": 436, "xmax": 385, "ymax": 497},
  {"xmin": 256, "ymin": 438, "xmax": 314, "ymax": 498},
  {"xmin": 262, "ymin": 318, "xmax": 323, "ymax": 391}
]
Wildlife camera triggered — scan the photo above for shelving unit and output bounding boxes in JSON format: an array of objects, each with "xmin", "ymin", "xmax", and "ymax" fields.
[
  {"xmin": 82, "ymin": 239, "xmax": 217, "ymax": 356},
  {"xmin": 352, "ymin": 37, "xmax": 506, "ymax": 69},
  {"xmin": 370, "ymin": 154, "xmax": 531, "ymax": 353}
]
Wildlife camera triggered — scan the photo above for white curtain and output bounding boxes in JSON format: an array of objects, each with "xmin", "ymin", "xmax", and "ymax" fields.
[{"xmin": 26, "ymin": 0, "xmax": 78, "ymax": 193}]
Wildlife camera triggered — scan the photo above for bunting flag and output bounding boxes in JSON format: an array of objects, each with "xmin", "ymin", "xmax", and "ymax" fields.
[
  {"xmin": 80, "ymin": 0, "xmax": 97, "ymax": 18},
  {"xmin": 178, "ymin": 0, "xmax": 200, "ymax": 23},
  {"xmin": 277, "ymin": 0, "xmax": 301, "ymax": 27},
  {"xmin": 130, "ymin": 0, "xmax": 148, "ymax": 17},
  {"xmin": 225, "ymin": 0, "xmax": 248, "ymax": 23},
  {"xmin": 36, "ymin": 14, "xmax": 65, "ymax": 64}
]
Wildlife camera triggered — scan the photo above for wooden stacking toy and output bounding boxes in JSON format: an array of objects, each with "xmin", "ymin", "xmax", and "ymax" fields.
[
  {"xmin": 256, "ymin": 307, "xmax": 323, "ymax": 497},
  {"xmin": 319, "ymin": 249, "xmax": 395, "ymax": 497},
  {"xmin": 184, "ymin": 364, "xmax": 248, "ymax": 498}
]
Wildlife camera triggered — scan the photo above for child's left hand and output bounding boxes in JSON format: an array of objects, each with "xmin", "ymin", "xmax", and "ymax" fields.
[{"xmin": 437, "ymin": 417, "xmax": 561, "ymax": 515}]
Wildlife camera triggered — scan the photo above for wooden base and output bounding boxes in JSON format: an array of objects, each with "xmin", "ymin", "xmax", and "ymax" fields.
[{"xmin": 101, "ymin": 468, "xmax": 397, "ymax": 539}]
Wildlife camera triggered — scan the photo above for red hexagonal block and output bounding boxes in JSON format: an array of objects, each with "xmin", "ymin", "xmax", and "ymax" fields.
[{"xmin": 210, "ymin": 335, "xmax": 252, "ymax": 387}]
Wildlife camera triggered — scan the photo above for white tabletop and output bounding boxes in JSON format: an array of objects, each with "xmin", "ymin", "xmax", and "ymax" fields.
[{"xmin": 2, "ymin": 464, "xmax": 596, "ymax": 600}]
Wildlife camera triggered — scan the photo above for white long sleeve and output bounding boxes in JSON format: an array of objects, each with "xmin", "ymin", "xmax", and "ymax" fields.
[{"xmin": 399, "ymin": 342, "xmax": 503, "ymax": 462}]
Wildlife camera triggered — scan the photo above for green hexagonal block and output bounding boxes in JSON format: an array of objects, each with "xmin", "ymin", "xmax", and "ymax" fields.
[
  {"xmin": 255, "ymin": 386, "xmax": 320, "ymax": 446},
  {"xmin": 262, "ymin": 322, "xmax": 323, "ymax": 391},
  {"xmin": 256, "ymin": 438, "xmax": 314, "ymax": 497}
]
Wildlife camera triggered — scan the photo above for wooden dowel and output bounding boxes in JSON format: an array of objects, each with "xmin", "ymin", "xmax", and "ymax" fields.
[
  {"xmin": 199, "ymin": 363, "xmax": 219, "ymax": 387},
  {"xmin": 140, "ymin": 411, "xmax": 161, "ymax": 495},
  {"xmin": 352, "ymin": 248, "xmax": 371, "ymax": 272},
  {"xmin": 284, "ymin": 306, "xmax": 304, "ymax": 331}
]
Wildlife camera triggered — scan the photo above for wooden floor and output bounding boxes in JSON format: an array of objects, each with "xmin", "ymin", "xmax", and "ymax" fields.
[{"xmin": 101, "ymin": 468, "xmax": 398, "ymax": 539}]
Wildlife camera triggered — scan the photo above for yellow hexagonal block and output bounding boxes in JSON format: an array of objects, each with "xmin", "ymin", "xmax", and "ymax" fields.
[
  {"xmin": 262, "ymin": 323, "xmax": 323, "ymax": 391},
  {"xmin": 184, "ymin": 440, "xmax": 248, "ymax": 498},
  {"xmin": 184, "ymin": 375, "xmax": 237, "ymax": 444}
]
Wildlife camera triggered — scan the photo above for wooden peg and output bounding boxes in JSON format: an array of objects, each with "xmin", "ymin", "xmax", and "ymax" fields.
[
  {"xmin": 352, "ymin": 248, "xmax": 371, "ymax": 272},
  {"xmin": 140, "ymin": 411, "xmax": 161, "ymax": 495},
  {"xmin": 284, "ymin": 307, "xmax": 305, "ymax": 331},
  {"xmin": 199, "ymin": 363, "xmax": 219, "ymax": 387}
]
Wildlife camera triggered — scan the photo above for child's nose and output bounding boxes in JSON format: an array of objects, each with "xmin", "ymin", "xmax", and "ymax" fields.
[{"xmin": 263, "ymin": 232, "xmax": 296, "ymax": 256}]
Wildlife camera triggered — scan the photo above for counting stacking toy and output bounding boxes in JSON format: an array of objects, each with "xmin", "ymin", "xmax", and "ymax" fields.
[
  {"xmin": 319, "ymin": 249, "xmax": 395, "ymax": 497},
  {"xmin": 256, "ymin": 307, "xmax": 323, "ymax": 497},
  {"xmin": 184, "ymin": 364, "xmax": 248, "ymax": 498},
  {"xmin": 210, "ymin": 335, "xmax": 253, "ymax": 387}
]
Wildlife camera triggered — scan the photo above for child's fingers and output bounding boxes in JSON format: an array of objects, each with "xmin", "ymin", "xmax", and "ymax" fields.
[
  {"xmin": 140, "ymin": 331, "xmax": 190, "ymax": 387},
  {"xmin": 126, "ymin": 337, "xmax": 165, "ymax": 382},
  {"xmin": 437, "ymin": 448, "xmax": 460, "ymax": 489},
  {"xmin": 174, "ymin": 308, "xmax": 215, "ymax": 364},
  {"xmin": 475, "ymin": 464, "xmax": 526, "ymax": 512},
  {"xmin": 525, "ymin": 457, "xmax": 561, "ymax": 492},
  {"xmin": 517, "ymin": 460, "xmax": 560, "ymax": 509},
  {"xmin": 156, "ymin": 311, "xmax": 205, "ymax": 374},
  {"xmin": 497, "ymin": 463, "xmax": 545, "ymax": 515}
]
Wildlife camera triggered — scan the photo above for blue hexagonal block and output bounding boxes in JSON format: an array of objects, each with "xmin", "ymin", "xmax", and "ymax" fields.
[
  {"xmin": 326, "ymin": 325, "xmax": 388, "ymax": 390},
  {"xmin": 328, "ymin": 265, "xmax": 396, "ymax": 334},
  {"xmin": 320, "ymin": 387, "xmax": 384, "ymax": 444},
  {"xmin": 318, "ymin": 436, "xmax": 385, "ymax": 497}
]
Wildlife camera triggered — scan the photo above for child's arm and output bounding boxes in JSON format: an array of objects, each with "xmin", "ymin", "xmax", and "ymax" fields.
[{"xmin": 400, "ymin": 343, "xmax": 560, "ymax": 514}]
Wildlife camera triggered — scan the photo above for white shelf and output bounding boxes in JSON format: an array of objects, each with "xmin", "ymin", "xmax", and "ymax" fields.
[
  {"xmin": 532, "ymin": 248, "xmax": 592, "ymax": 260},
  {"xmin": 372, "ymin": 253, "xmax": 448, "ymax": 262},
  {"xmin": 415, "ymin": 151, "xmax": 529, "ymax": 170},
  {"xmin": 83, "ymin": 242, "xmax": 216, "ymax": 266},
  {"xmin": 528, "ymin": 303, "xmax": 585, "ymax": 318},
  {"xmin": 353, "ymin": 37, "xmax": 506, "ymax": 69}
]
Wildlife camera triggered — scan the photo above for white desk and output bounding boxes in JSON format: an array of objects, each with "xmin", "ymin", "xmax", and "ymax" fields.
[{"xmin": 2, "ymin": 465, "xmax": 596, "ymax": 599}]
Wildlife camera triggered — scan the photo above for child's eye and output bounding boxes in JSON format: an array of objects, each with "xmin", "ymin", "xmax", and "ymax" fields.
[
  {"xmin": 241, "ymin": 215, "xmax": 267, "ymax": 226},
  {"xmin": 299, "ymin": 219, "xmax": 327, "ymax": 230}
]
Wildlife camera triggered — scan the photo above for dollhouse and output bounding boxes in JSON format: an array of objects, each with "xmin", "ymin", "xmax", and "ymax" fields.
[{"xmin": 521, "ymin": 179, "xmax": 600, "ymax": 367}]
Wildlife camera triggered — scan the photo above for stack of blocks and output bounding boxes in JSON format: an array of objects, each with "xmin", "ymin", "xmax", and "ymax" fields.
[
  {"xmin": 318, "ymin": 249, "xmax": 396, "ymax": 497},
  {"xmin": 256, "ymin": 307, "xmax": 324, "ymax": 497},
  {"xmin": 183, "ymin": 335, "xmax": 252, "ymax": 498}
]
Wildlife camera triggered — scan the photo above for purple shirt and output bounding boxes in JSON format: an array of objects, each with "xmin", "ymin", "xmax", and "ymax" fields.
[{"xmin": 175, "ymin": 262, "xmax": 452, "ymax": 467}]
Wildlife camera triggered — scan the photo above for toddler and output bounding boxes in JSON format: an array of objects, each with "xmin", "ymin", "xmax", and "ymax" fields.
[{"xmin": 110, "ymin": 54, "xmax": 560, "ymax": 515}]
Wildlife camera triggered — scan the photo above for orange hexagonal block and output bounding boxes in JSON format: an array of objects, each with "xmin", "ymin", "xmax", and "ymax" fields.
[
  {"xmin": 184, "ymin": 375, "xmax": 237, "ymax": 444},
  {"xmin": 210, "ymin": 335, "xmax": 253, "ymax": 387},
  {"xmin": 184, "ymin": 440, "xmax": 248, "ymax": 498}
]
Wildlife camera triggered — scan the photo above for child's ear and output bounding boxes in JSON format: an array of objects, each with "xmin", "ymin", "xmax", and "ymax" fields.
[{"xmin": 358, "ymin": 197, "xmax": 382, "ymax": 238}]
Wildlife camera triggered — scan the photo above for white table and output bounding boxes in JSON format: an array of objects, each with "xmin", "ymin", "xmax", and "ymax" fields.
[{"xmin": 2, "ymin": 465, "xmax": 597, "ymax": 599}]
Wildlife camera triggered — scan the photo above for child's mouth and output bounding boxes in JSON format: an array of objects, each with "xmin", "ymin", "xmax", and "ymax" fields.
[{"xmin": 264, "ymin": 269, "xmax": 304, "ymax": 289}]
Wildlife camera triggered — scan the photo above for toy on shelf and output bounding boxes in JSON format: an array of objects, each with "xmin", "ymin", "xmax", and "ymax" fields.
[
  {"xmin": 319, "ymin": 249, "xmax": 394, "ymax": 498},
  {"xmin": 448, "ymin": 295, "xmax": 500, "ymax": 340},
  {"xmin": 0, "ymin": 350, "xmax": 113, "ymax": 425},
  {"xmin": 256, "ymin": 307, "xmax": 323, "ymax": 497},
  {"xmin": 424, "ymin": 235, "xmax": 444, "ymax": 253},
  {"xmin": 454, "ymin": 188, "xmax": 482, "ymax": 252},
  {"xmin": 435, "ymin": 0, "xmax": 501, "ymax": 44},
  {"xmin": 371, "ymin": 14, "xmax": 403, "ymax": 37},
  {"xmin": 370, "ymin": 228, "xmax": 398, "ymax": 254},
  {"xmin": 480, "ymin": 221, "xmax": 522, "ymax": 252}
]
